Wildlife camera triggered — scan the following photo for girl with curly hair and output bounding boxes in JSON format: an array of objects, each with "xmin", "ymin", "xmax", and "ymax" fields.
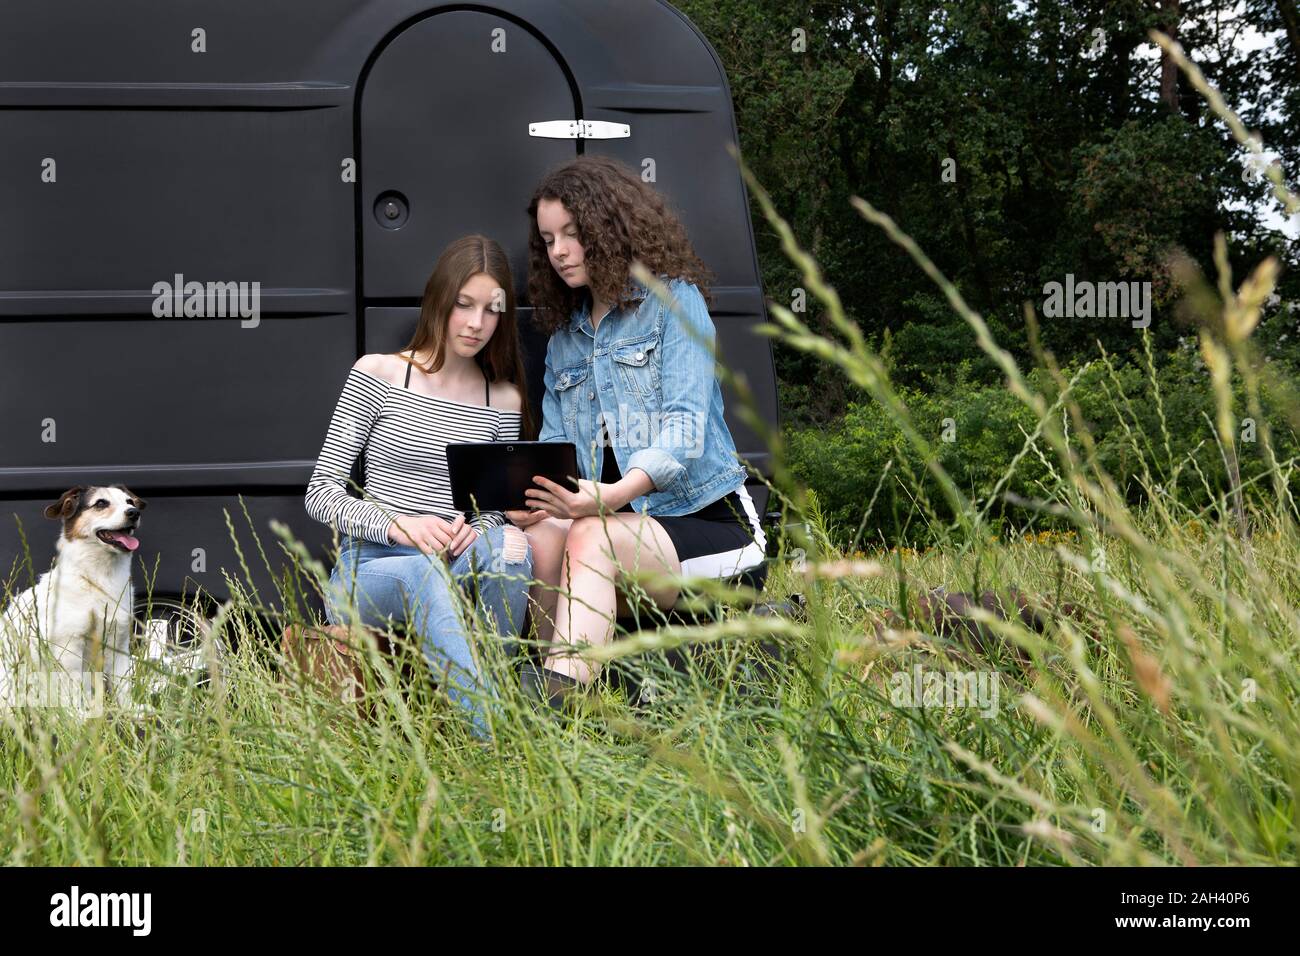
[{"xmin": 508, "ymin": 155, "xmax": 766, "ymax": 709}]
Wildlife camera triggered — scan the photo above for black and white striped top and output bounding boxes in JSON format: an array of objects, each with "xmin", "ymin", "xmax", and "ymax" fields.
[{"xmin": 305, "ymin": 365, "xmax": 521, "ymax": 546}]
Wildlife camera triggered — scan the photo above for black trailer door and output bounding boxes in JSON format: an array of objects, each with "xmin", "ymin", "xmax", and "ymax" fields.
[{"xmin": 360, "ymin": 10, "xmax": 579, "ymax": 302}]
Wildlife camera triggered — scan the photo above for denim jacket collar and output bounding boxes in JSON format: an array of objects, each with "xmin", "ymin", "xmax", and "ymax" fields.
[{"xmin": 569, "ymin": 274, "xmax": 656, "ymax": 333}]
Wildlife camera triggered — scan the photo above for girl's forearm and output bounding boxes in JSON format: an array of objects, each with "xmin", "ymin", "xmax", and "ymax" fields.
[{"xmin": 604, "ymin": 468, "xmax": 655, "ymax": 510}]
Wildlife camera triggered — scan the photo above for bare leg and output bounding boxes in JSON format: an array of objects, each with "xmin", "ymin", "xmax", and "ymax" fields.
[
  {"xmin": 522, "ymin": 516, "xmax": 571, "ymax": 646},
  {"xmin": 547, "ymin": 513, "xmax": 681, "ymax": 684}
]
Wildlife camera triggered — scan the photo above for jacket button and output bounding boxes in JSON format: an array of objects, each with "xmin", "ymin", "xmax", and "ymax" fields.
[
  {"xmin": 588, "ymin": 390, "xmax": 595, "ymax": 400},
  {"xmin": 635, "ymin": 351, "xmax": 644, "ymax": 362}
]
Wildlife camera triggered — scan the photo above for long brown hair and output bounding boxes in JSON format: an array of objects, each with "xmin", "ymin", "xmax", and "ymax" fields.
[
  {"xmin": 400, "ymin": 235, "xmax": 534, "ymax": 437},
  {"xmin": 526, "ymin": 155, "xmax": 714, "ymax": 334}
]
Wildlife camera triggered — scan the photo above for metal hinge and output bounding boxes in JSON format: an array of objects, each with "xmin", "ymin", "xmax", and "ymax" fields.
[{"xmin": 529, "ymin": 119, "xmax": 630, "ymax": 139}]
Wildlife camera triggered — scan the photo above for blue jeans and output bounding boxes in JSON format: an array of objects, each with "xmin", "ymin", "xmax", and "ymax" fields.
[{"xmin": 323, "ymin": 524, "xmax": 533, "ymax": 737}]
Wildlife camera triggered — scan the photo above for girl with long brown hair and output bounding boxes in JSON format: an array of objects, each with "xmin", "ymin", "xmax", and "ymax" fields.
[{"xmin": 306, "ymin": 235, "xmax": 534, "ymax": 738}]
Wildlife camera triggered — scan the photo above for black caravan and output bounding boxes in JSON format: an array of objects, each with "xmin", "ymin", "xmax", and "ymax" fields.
[{"xmin": 0, "ymin": 0, "xmax": 778, "ymax": 624}]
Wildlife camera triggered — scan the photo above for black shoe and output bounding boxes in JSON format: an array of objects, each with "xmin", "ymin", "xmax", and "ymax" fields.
[{"xmin": 520, "ymin": 660, "xmax": 582, "ymax": 712}]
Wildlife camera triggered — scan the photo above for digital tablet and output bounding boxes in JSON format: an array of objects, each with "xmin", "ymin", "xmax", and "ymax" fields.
[{"xmin": 447, "ymin": 441, "xmax": 580, "ymax": 513}]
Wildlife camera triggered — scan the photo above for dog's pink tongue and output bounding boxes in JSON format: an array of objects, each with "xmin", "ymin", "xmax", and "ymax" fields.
[{"xmin": 110, "ymin": 532, "xmax": 140, "ymax": 552}]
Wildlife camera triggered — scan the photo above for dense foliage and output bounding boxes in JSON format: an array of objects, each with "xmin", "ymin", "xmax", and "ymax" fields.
[{"xmin": 677, "ymin": 0, "xmax": 1298, "ymax": 432}]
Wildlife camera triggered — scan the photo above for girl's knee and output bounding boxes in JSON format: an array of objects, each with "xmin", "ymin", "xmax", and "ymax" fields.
[
  {"xmin": 501, "ymin": 524, "xmax": 531, "ymax": 567},
  {"xmin": 566, "ymin": 515, "xmax": 614, "ymax": 557},
  {"xmin": 483, "ymin": 524, "xmax": 533, "ymax": 572},
  {"xmin": 524, "ymin": 520, "xmax": 566, "ymax": 568},
  {"xmin": 329, "ymin": 564, "xmax": 414, "ymax": 623}
]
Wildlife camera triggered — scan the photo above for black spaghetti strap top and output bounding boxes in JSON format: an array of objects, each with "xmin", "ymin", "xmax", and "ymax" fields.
[{"xmin": 403, "ymin": 351, "xmax": 490, "ymax": 405}]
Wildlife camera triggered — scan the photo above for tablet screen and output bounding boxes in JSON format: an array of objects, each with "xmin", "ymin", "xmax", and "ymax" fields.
[{"xmin": 446, "ymin": 441, "xmax": 580, "ymax": 513}]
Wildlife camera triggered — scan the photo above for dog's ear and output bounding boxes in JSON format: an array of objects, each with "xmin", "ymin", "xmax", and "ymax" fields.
[
  {"xmin": 113, "ymin": 484, "xmax": 147, "ymax": 511},
  {"xmin": 44, "ymin": 486, "xmax": 85, "ymax": 520}
]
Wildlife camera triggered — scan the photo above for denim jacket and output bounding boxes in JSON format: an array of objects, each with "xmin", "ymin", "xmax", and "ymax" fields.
[{"xmin": 537, "ymin": 276, "xmax": 748, "ymax": 516}]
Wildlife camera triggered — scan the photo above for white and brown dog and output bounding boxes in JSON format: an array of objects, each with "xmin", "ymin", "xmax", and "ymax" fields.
[{"xmin": 0, "ymin": 485, "xmax": 146, "ymax": 716}]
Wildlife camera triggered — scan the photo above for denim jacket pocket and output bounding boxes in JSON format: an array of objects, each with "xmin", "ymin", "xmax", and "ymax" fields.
[
  {"xmin": 553, "ymin": 362, "xmax": 590, "ymax": 424},
  {"xmin": 611, "ymin": 336, "xmax": 659, "ymax": 401}
]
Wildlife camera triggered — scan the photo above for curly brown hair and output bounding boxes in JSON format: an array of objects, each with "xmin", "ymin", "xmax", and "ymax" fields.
[{"xmin": 525, "ymin": 155, "xmax": 714, "ymax": 334}]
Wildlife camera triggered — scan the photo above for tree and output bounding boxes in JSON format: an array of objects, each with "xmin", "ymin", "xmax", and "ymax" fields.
[{"xmin": 675, "ymin": 0, "xmax": 1299, "ymax": 426}]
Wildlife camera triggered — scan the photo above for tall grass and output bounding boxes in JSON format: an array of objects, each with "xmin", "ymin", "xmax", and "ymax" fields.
[{"xmin": 1, "ymin": 35, "xmax": 1297, "ymax": 865}]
